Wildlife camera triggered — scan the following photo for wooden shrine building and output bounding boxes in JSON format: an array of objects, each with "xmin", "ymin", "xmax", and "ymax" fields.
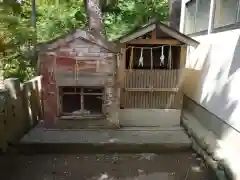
[
  {"xmin": 37, "ymin": 29, "xmax": 119, "ymax": 127},
  {"xmin": 37, "ymin": 21, "xmax": 199, "ymax": 128},
  {"xmin": 116, "ymin": 21, "xmax": 199, "ymax": 127}
]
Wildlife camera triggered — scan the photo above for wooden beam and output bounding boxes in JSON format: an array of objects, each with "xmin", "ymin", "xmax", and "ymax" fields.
[
  {"xmin": 61, "ymin": 92, "xmax": 104, "ymax": 95},
  {"xmin": 178, "ymin": 46, "xmax": 187, "ymax": 111},
  {"xmin": 128, "ymin": 39, "xmax": 181, "ymax": 45},
  {"xmin": 56, "ymin": 56, "xmax": 110, "ymax": 61},
  {"xmin": 178, "ymin": 46, "xmax": 187, "ymax": 88},
  {"xmin": 180, "ymin": 46, "xmax": 187, "ymax": 70},
  {"xmin": 117, "ymin": 46, "xmax": 126, "ymax": 85},
  {"xmin": 124, "ymin": 88, "xmax": 179, "ymax": 92},
  {"xmin": 151, "ymin": 29, "xmax": 157, "ymax": 39}
]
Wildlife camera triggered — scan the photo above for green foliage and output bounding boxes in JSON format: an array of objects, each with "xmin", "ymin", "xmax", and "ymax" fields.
[
  {"xmin": 37, "ymin": 0, "xmax": 87, "ymax": 42},
  {"xmin": 0, "ymin": 0, "xmax": 168, "ymax": 81},
  {"xmin": 103, "ymin": 0, "xmax": 168, "ymax": 40},
  {"xmin": 0, "ymin": 0, "xmax": 35, "ymax": 81}
]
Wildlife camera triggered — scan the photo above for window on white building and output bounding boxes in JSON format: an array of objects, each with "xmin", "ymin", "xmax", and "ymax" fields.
[
  {"xmin": 183, "ymin": 0, "xmax": 240, "ymax": 33},
  {"xmin": 184, "ymin": 0, "xmax": 210, "ymax": 34},
  {"xmin": 184, "ymin": 0, "xmax": 196, "ymax": 34},
  {"xmin": 214, "ymin": 0, "xmax": 239, "ymax": 28},
  {"xmin": 195, "ymin": 0, "xmax": 211, "ymax": 32}
]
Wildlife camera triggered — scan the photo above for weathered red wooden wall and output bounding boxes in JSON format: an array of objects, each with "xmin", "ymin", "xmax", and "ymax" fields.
[
  {"xmin": 38, "ymin": 37, "xmax": 117, "ymax": 127},
  {"xmin": 39, "ymin": 54, "xmax": 58, "ymax": 126}
]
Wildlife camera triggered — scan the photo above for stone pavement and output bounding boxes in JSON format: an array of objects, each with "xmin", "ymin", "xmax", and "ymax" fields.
[{"xmin": 19, "ymin": 126, "xmax": 191, "ymax": 153}]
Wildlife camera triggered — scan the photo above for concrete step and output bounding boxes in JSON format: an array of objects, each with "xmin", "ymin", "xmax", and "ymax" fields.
[
  {"xmin": 16, "ymin": 142, "xmax": 192, "ymax": 154},
  {"xmin": 39, "ymin": 119, "xmax": 119, "ymax": 129},
  {"xmin": 16, "ymin": 127, "xmax": 192, "ymax": 154}
]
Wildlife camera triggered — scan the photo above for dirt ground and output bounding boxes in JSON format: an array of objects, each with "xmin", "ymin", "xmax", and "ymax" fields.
[{"xmin": 0, "ymin": 152, "xmax": 216, "ymax": 180}]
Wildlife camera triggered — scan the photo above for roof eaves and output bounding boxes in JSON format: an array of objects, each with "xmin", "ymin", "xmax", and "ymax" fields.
[
  {"xmin": 37, "ymin": 29, "xmax": 78, "ymax": 52},
  {"xmin": 119, "ymin": 23, "xmax": 156, "ymax": 43},
  {"xmin": 86, "ymin": 30, "xmax": 119, "ymax": 53},
  {"xmin": 157, "ymin": 22, "xmax": 199, "ymax": 47},
  {"xmin": 116, "ymin": 19, "xmax": 157, "ymax": 42},
  {"xmin": 37, "ymin": 29, "xmax": 119, "ymax": 53}
]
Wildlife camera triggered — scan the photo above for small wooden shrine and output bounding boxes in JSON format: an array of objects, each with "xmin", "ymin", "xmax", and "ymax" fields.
[
  {"xmin": 116, "ymin": 20, "xmax": 199, "ymax": 127},
  {"xmin": 37, "ymin": 29, "xmax": 119, "ymax": 127}
]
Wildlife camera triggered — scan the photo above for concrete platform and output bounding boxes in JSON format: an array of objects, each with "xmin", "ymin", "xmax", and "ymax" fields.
[{"xmin": 18, "ymin": 127, "xmax": 191, "ymax": 153}]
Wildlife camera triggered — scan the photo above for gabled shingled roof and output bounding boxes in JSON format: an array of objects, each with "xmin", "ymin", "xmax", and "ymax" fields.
[
  {"xmin": 116, "ymin": 19, "xmax": 199, "ymax": 47},
  {"xmin": 37, "ymin": 29, "xmax": 118, "ymax": 53}
]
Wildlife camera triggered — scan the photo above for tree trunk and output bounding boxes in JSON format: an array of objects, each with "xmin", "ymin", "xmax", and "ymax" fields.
[
  {"xmin": 84, "ymin": 0, "xmax": 119, "ymax": 128},
  {"xmin": 168, "ymin": 0, "xmax": 182, "ymax": 30},
  {"xmin": 84, "ymin": 0, "xmax": 105, "ymax": 36}
]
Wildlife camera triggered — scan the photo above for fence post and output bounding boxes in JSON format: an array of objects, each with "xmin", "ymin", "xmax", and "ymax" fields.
[
  {"xmin": 34, "ymin": 79, "xmax": 43, "ymax": 120},
  {"xmin": 4, "ymin": 78, "xmax": 25, "ymax": 143},
  {"xmin": 29, "ymin": 80, "xmax": 38, "ymax": 125}
]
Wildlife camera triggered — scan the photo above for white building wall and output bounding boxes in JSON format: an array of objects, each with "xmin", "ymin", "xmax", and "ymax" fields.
[
  {"xmin": 185, "ymin": 30, "xmax": 240, "ymax": 132},
  {"xmin": 182, "ymin": 16, "xmax": 240, "ymax": 180}
]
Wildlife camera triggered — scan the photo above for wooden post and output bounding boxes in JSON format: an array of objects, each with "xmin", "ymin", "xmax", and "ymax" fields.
[
  {"xmin": 22, "ymin": 83, "xmax": 31, "ymax": 128},
  {"xmin": 150, "ymin": 48, "xmax": 154, "ymax": 92},
  {"xmin": 151, "ymin": 29, "xmax": 157, "ymax": 39},
  {"xmin": 121, "ymin": 46, "xmax": 126, "ymax": 80},
  {"xmin": 25, "ymin": 81, "xmax": 38, "ymax": 126},
  {"xmin": 180, "ymin": 46, "xmax": 187, "ymax": 69},
  {"xmin": 4, "ymin": 78, "xmax": 24, "ymax": 143},
  {"xmin": 31, "ymin": 80, "xmax": 39, "ymax": 124},
  {"xmin": 118, "ymin": 45, "xmax": 126, "ymax": 109},
  {"xmin": 53, "ymin": 56, "xmax": 60, "ymax": 117},
  {"xmin": 33, "ymin": 79, "xmax": 43, "ymax": 121},
  {"xmin": 179, "ymin": 45, "xmax": 187, "ymax": 116},
  {"xmin": 150, "ymin": 48, "xmax": 153, "ymax": 70},
  {"xmin": 179, "ymin": 45, "xmax": 187, "ymax": 86},
  {"xmin": 37, "ymin": 76, "xmax": 44, "ymax": 120}
]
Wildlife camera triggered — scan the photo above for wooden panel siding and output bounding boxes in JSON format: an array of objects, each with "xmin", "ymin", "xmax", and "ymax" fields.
[
  {"xmin": 55, "ymin": 71, "xmax": 112, "ymax": 87},
  {"xmin": 124, "ymin": 69, "xmax": 179, "ymax": 89},
  {"xmin": 121, "ymin": 69, "xmax": 181, "ymax": 109},
  {"xmin": 56, "ymin": 57, "xmax": 113, "ymax": 74},
  {"xmin": 121, "ymin": 91, "xmax": 181, "ymax": 109}
]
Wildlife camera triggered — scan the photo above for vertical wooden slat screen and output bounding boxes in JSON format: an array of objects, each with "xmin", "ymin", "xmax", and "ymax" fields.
[
  {"xmin": 124, "ymin": 70, "xmax": 178, "ymax": 88},
  {"xmin": 121, "ymin": 69, "xmax": 182, "ymax": 109}
]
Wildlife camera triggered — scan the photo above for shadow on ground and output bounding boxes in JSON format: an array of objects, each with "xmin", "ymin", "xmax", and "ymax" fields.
[{"xmin": 0, "ymin": 152, "xmax": 216, "ymax": 180}]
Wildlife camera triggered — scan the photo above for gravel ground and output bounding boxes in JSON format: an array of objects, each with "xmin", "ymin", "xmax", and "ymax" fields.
[{"xmin": 0, "ymin": 152, "xmax": 216, "ymax": 180}]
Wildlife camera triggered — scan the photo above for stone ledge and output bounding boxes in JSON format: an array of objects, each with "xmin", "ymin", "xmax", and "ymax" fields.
[
  {"xmin": 181, "ymin": 111, "xmax": 234, "ymax": 180},
  {"xmin": 16, "ymin": 142, "xmax": 191, "ymax": 154},
  {"xmin": 18, "ymin": 127, "xmax": 191, "ymax": 154}
]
